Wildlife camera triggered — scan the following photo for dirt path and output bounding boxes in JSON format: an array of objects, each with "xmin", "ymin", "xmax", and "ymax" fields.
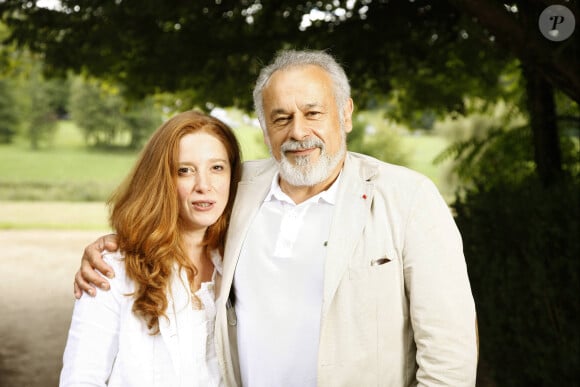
[{"xmin": 0, "ymin": 230, "xmax": 107, "ymax": 387}]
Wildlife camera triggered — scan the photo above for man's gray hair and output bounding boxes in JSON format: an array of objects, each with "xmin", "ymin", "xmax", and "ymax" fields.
[{"xmin": 253, "ymin": 49, "xmax": 351, "ymax": 131}]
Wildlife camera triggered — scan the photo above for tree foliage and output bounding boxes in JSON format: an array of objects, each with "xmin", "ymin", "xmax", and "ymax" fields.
[
  {"xmin": 123, "ymin": 96, "xmax": 163, "ymax": 150},
  {"xmin": 0, "ymin": 0, "xmax": 576, "ymax": 106},
  {"xmin": 348, "ymin": 113, "xmax": 409, "ymax": 166},
  {"xmin": 24, "ymin": 59, "xmax": 60, "ymax": 149},
  {"xmin": 0, "ymin": 22, "xmax": 21, "ymax": 143},
  {"xmin": 2, "ymin": 0, "xmax": 577, "ymax": 181},
  {"xmin": 69, "ymin": 76, "xmax": 161, "ymax": 148},
  {"xmin": 0, "ymin": 78, "xmax": 19, "ymax": 143},
  {"xmin": 454, "ymin": 177, "xmax": 580, "ymax": 385},
  {"xmin": 69, "ymin": 76, "xmax": 126, "ymax": 147},
  {"xmin": 1, "ymin": 24, "xmax": 62, "ymax": 148}
]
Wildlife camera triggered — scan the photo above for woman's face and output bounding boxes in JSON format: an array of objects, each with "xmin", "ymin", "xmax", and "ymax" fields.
[{"xmin": 176, "ymin": 131, "xmax": 231, "ymax": 233}]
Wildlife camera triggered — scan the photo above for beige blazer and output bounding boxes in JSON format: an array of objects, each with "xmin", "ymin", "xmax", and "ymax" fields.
[{"xmin": 215, "ymin": 152, "xmax": 478, "ymax": 386}]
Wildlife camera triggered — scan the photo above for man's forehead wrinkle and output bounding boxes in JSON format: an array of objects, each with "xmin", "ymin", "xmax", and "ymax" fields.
[{"xmin": 303, "ymin": 102, "xmax": 321, "ymax": 109}]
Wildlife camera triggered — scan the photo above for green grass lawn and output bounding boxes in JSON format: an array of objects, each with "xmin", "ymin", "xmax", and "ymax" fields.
[
  {"xmin": 0, "ymin": 144, "xmax": 137, "ymax": 201},
  {"xmin": 0, "ymin": 145, "xmax": 136, "ymax": 183},
  {"xmin": 0, "ymin": 117, "xmax": 453, "ymax": 229}
]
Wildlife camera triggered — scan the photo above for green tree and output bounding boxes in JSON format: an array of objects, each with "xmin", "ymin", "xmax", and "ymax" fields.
[
  {"xmin": 4, "ymin": 53, "xmax": 59, "ymax": 149},
  {"xmin": 69, "ymin": 76, "xmax": 162, "ymax": 148},
  {"xmin": 1, "ymin": 0, "xmax": 576, "ymax": 183},
  {"xmin": 24, "ymin": 60, "xmax": 59, "ymax": 149},
  {"xmin": 69, "ymin": 76, "xmax": 125, "ymax": 147},
  {"xmin": 348, "ymin": 113, "xmax": 409, "ymax": 166},
  {"xmin": 0, "ymin": 78, "xmax": 19, "ymax": 143},
  {"xmin": 45, "ymin": 74, "xmax": 71, "ymax": 118},
  {"xmin": 123, "ymin": 96, "xmax": 162, "ymax": 150},
  {"xmin": 0, "ymin": 22, "xmax": 21, "ymax": 143},
  {"xmin": 453, "ymin": 176, "xmax": 580, "ymax": 385},
  {"xmin": 2, "ymin": 22, "xmax": 66, "ymax": 147}
]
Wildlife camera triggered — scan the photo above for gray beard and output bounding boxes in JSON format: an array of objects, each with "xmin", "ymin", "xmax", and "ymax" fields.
[{"xmin": 276, "ymin": 133, "xmax": 346, "ymax": 187}]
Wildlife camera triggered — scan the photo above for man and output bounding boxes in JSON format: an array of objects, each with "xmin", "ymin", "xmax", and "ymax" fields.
[{"xmin": 76, "ymin": 49, "xmax": 478, "ymax": 386}]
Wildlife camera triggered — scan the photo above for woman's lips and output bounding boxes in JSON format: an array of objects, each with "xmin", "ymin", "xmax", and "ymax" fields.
[{"xmin": 191, "ymin": 201, "xmax": 215, "ymax": 211}]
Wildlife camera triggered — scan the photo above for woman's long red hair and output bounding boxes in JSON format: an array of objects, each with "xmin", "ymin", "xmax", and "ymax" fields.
[{"xmin": 107, "ymin": 110, "xmax": 242, "ymax": 333}]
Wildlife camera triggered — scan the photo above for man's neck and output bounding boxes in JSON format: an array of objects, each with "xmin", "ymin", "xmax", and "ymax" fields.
[{"xmin": 279, "ymin": 162, "xmax": 344, "ymax": 205}]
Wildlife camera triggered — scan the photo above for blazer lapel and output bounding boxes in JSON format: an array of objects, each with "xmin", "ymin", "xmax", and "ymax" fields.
[
  {"xmin": 220, "ymin": 159, "xmax": 277, "ymax": 299},
  {"xmin": 322, "ymin": 154, "xmax": 376, "ymax": 317}
]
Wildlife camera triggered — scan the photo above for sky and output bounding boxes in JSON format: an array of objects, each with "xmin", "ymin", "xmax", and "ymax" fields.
[{"xmin": 37, "ymin": 0, "xmax": 60, "ymax": 10}]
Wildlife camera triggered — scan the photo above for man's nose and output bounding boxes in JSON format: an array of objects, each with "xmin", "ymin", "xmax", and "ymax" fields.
[{"xmin": 288, "ymin": 115, "xmax": 310, "ymax": 140}]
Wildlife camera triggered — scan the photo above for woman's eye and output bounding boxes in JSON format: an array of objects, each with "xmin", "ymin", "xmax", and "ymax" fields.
[
  {"xmin": 213, "ymin": 165, "xmax": 224, "ymax": 171},
  {"xmin": 178, "ymin": 167, "xmax": 194, "ymax": 175}
]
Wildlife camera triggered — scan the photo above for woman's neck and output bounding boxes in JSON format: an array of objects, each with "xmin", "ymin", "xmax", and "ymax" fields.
[{"xmin": 181, "ymin": 229, "xmax": 214, "ymax": 286}]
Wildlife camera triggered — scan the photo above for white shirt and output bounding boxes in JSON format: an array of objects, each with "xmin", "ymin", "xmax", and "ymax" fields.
[
  {"xmin": 234, "ymin": 173, "xmax": 341, "ymax": 387},
  {"xmin": 60, "ymin": 251, "xmax": 223, "ymax": 387}
]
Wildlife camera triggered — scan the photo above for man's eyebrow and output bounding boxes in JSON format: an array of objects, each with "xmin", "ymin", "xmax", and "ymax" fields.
[
  {"xmin": 270, "ymin": 103, "xmax": 321, "ymax": 114},
  {"xmin": 271, "ymin": 108, "xmax": 288, "ymax": 115},
  {"xmin": 269, "ymin": 108, "xmax": 291, "ymax": 118}
]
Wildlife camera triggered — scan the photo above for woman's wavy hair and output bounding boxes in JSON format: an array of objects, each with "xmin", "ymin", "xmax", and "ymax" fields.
[{"xmin": 107, "ymin": 110, "xmax": 242, "ymax": 333}]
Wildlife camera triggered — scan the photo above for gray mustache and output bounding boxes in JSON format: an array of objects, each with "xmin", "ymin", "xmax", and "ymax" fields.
[{"xmin": 281, "ymin": 138, "xmax": 324, "ymax": 152}]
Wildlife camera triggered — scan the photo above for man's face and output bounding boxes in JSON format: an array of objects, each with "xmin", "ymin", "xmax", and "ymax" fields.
[{"xmin": 261, "ymin": 65, "xmax": 353, "ymax": 187}]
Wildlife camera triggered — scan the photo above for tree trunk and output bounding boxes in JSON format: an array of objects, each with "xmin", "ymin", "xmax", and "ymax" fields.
[{"xmin": 522, "ymin": 65, "xmax": 562, "ymax": 186}]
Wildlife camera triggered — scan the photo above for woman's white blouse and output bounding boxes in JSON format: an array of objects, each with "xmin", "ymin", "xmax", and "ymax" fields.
[{"xmin": 59, "ymin": 250, "xmax": 223, "ymax": 387}]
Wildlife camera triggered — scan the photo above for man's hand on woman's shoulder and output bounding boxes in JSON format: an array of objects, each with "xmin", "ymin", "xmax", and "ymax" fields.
[{"xmin": 74, "ymin": 234, "xmax": 119, "ymax": 299}]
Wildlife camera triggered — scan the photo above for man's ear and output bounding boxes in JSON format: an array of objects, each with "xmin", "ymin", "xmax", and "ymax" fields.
[{"xmin": 343, "ymin": 98, "xmax": 354, "ymax": 133}]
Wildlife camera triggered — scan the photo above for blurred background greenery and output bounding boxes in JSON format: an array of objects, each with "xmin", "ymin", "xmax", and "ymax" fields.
[{"xmin": 0, "ymin": 1, "xmax": 578, "ymax": 385}]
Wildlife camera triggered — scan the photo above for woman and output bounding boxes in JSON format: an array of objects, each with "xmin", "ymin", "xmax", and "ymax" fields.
[{"xmin": 59, "ymin": 110, "xmax": 242, "ymax": 386}]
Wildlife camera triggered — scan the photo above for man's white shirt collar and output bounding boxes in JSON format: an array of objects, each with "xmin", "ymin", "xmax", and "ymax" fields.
[{"xmin": 264, "ymin": 171, "xmax": 342, "ymax": 206}]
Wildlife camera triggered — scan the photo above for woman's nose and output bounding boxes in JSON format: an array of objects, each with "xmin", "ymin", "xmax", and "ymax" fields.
[{"xmin": 194, "ymin": 171, "xmax": 211, "ymax": 192}]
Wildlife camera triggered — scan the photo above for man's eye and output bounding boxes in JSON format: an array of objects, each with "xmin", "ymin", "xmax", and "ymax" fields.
[
  {"xmin": 274, "ymin": 117, "xmax": 290, "ymax": 124},
  {"xmin": 307, "ymin": 111, "xmax": 321, "ymax": 117}
]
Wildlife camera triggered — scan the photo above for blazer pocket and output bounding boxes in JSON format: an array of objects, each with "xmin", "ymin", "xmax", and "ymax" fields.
[
  {"xmin": 345, "ymin": 256, "xmax": 402, "ymax": 318},
  {"xmin": 370, "ymin": 256, "xmax": 391, "ymax": 266},
  {"xmin": 349, "ymin": 255, "xmax": 395, "ymax": 280}
]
